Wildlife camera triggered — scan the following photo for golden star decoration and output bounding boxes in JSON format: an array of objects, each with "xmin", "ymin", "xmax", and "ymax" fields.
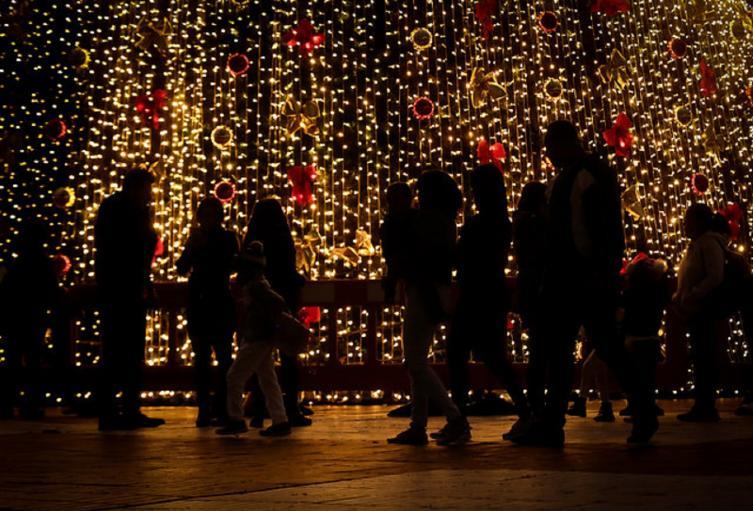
[
  {"xmin": 469, "ymin": 66, "xmax": 506, "ymax": 109},
  {"xmin": 135, "ymin": 17, "xmax": 173, "ymax": 56},
  {"xmin": 598, "ymin": 49, "xmax": 630, "ymax": 91},
  {"xmin": 282, "ymin": 96, "xmax": 320, "ymax": 138}
]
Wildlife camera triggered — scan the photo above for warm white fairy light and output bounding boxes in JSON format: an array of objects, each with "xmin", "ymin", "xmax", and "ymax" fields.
[{"xmin": 1, "ymin": 0, "xmax": 752, "ymax": 382}]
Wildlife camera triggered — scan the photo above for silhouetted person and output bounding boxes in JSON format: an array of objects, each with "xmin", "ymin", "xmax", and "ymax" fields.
[
  {"xmin": 673, "ymin": 204, "xmax": 726, "ymax": 422},
  {"xmin": 95, "ymin": 168, "xmax": 164, "ymax": 431},
  {"xmin": 380, "ymin": 182, "xmax": 418, "ymax": 303},
  {"xmin": 243, "ymin": 198, "xmax": 311, "ymax": 428},
  {"xmin": 177, "ymin": 197, "xmax": 239, "ymax": 427},
  {"xmin": 216, "ymin": 241, "xmax": 292, "ymax": 437},
  {"xmin": 388, "ymin": 170, "xmax": 470, "ymax": 446},
  {"xmin": 446, "ymin": 164, "xmax": 530, "ymax": 438},
  {"xmin": 512, "ymin": 181, "xmax": 548, "ymax": 417},
  {"xmin": 0, "ymin": 222, "xmax": 60, "ymax": 419},
  {"xmin": 512, "ymin": 121, "xmax": 626, "ymax": 446},
  {"xmin": 622, "ymin": 252, "xmax": 670, "ymax": 442}
]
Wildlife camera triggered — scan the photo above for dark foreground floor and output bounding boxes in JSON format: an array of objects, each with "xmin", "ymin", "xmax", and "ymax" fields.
[{"xmin": 1, "ymin": 399, "xmax": 752, "ymax": 510}]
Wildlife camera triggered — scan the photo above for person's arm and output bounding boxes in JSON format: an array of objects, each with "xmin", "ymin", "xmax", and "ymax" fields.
[
  {"xmin": 583, "ymin": 164, "xmax": 625, "ymax": 271},
  {"xmin": 175, "ymin": 233, "xmax": 195, "ymax": 276},
  {"xmin": 686, "ymin": 238, "xmax": 725, "ymax": 305}
]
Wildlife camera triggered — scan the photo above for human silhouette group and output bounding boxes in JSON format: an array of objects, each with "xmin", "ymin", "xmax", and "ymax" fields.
[{"xmin": 2, "ymin": 120, "xmax": 752, "ymax": 446}]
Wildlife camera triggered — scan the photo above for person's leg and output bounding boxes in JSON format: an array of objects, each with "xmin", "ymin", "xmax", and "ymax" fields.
[
  {"xmin": 122, "ymin": 303, "xmax": 146, "ymax": 419},
  {"xmin": 279, "ymin": 353, "xmax": 302, "ymax": 418},
  {"xmin": 402, "ymin": 286, "xmax": 461, "ymax": 431},
  {"xmin": 191, "ymin": 332, "xmax": 212, "ymax": 422},
  {"xmin": 525, "ymin": 320, "xmax": 546, "ymax": 418},
  {"xmin": 627, "ymin": 339, "xmax": 659, "ymax": 440},
  {"xmin": 473, "ymin": 310, "xmax": 528, "ymax": 417},
  {"xmin": 254, "ymin": 345, "xmax": 288, "ymax": 425},
  {"xmin": 0, "ymin": 332, "xmax": 21, "ymax": 417},
  {"xmin": 226, "ymin": 341, "xmax": 264, "ymax": 421},
  {"xmin": 19, "ymin": 325, "xmax": 45, "ymax": 418},
  {"xmin": 212, "ymin": 331, "xmax": 234, "ymax": 420},
  {"xmin": 446, "ymin": 306, "xmax": 472, "ymax": 411},
  {"xmin": 689, "ymin": 318, "xmax": 717, "ymax": 412},
  {"xmin": 97, "ymin": 302, "xmax": 120, "ymax": 423}
]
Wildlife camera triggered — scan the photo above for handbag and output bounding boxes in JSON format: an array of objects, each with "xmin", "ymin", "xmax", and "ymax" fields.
[{"xmin": 273, "ymin": 311, "xmax": 310, "ymax": 356}]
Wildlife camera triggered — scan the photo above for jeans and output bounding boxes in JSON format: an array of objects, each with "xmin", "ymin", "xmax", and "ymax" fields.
[
  {"xmin": 625, "ymin": 337, "xmax": 660, "ymax": 428},
  {"xmin": 98, "ymin": 300, "xmax": 147, "ymax": 419},
  {"xmin": 688, "ymin": 316, "xmax": 719, "ymax": 411},
  {"xmin": 447, "ymin": 295, "xmax": 528, "ymax": 417},
  {"xmin": 403, "ymin": 284, "xmax": 461, "ymax": 429},
  {"xmin": 226, "ymin": 341, "xmax": 287, "ymax": 425}
]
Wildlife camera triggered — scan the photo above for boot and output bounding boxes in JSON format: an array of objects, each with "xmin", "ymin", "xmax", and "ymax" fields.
[
  {"xmin": 435, "ymin": 416, "xmax": 471, "ymax": 446},
  {"xmin": 387, "ymin": 426, "xmax": 429, "ymax": 446},
  {"xmin": 594, "ymin": 402, "xmax": 615, "ymax": 422},
  {"xmin": 566, "ymin": 396, "xmax": 587, "ymax": 417},
  {"xmin": 260, "ymin": 422, "xmax": 292, "ymax": 437}
]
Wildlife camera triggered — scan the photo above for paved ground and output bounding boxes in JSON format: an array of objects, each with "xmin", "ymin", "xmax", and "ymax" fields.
[{"xmin": 1, "ymin": 399, "xmax": 752, "ymax": 510}]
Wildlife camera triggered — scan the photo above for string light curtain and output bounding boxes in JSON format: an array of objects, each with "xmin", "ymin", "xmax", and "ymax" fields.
[{"xmin": 2, "ymin": 1, "xmax": 753, "ymax": 367}]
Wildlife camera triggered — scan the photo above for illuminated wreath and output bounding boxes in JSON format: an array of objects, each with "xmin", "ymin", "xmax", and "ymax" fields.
[
  {"xmin": 537, "ymin": 11, "xmax": 559, "ymax": 33},
  {"xmin": 412, "ymin": 97, "xmax": 434, "ymax": 120},
  {"xmin": 668, "ymin": 38, "xmax": 687, "ymax": 59},
  {"xmin": 213, "ymin": 180, "xmax": 236, "ymax": 203},
  {"xmin": 544, "ymin": 78, "xmax": 564, "ymax": 100},
  {"xmin": 410, "ymin": 28, "xmax": 433, "ymax": 51},
  {"xmin": 211, "ymin": 125, "xmax": 234, "ymax": 150},
  {"xmin": 227, "ymin": 53, "xmax": 250, "ymax": 77}
]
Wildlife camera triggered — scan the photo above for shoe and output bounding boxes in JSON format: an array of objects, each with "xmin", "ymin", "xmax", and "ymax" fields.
[
  {"xmin": 300, "ymin": 405, "xmax": 314, "ymax": 416},
  {"xmin": 133, "ymin": 413, "xmax": 165, "ymax": 428},
  {"xmin": 677, "ymin": 408, "xmax": 720, "ymax": 423},
  {"xmin": 502, "ymin": 417, "xmax": 532, "ymax": 441},
  {"xmin": 429, "ymin": 423, "xmax": 449, "ymax": 440},
  {"xmin": 387, "ymin": 427, "xmax": 429, "ymax": 445},
  {"xmin": 566, "ymin": 396, "xmax": 587, "ymax": 418},
  {"xmin": 195, "ymin": 412, "xmax": 212, "ymax": 428},
  {"xmin": 594, "ymin": 402, "xmax": 615, "ymax": 423},
  {"xmin": 509, "ymin": 422, "xmax": 565, "ymax": 448},
  {"xmin": 249, "ymin": 416, "xmax": 265, "ymax": 428},
  {"xmin": 260, "ymin": 422, "xmax": 292, "ymax": 437},
  {"xmin": 619, "ymin": 405, "xmax": 632, "ymax": 417},
  {"xmin": 216, "ymin": 419, "xmax": 249, "ymax": 435},
  {"xmin": 435, "ymin": 417, "xmax": 471, "ymax": 446},
  {"xmin": 735, "ymin": 403, "xmax": 753, "ymax": 416},
  {"xmin": 627, "ymin": 419, "xmax": 659, "ymax": 445},
  {"xmin": 98, "ymin": 415, "xmax": 139, "ymax": 432},
  {"xmin": 289, "ymin": 414, "xmax": 313, "ymax": 427}
]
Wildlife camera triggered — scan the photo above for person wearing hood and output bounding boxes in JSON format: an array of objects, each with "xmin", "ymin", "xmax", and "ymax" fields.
[{"xmin": 673, "ymin": 203, "xmax": 726, "ymax": 422}]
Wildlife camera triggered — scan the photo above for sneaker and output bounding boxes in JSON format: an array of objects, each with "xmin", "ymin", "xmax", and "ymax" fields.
[
  {"xmin": 435, "ymin": 417, "xmax": 471, "ymax": 446},
  {"xmin": 216, "ymin": 419, "xmax": 249, "ymax": 435},
  {"xmin": 98, "ymin": 415, "xmax": 139, "ymax": 432},
  {"xmin": 627, "ymin": 419, "xmax": 659, "ymax": 445},
  {"xmin": 509, "ymin": 422, "xmax": 565, "ymax": 448},
  {"xmin": 594, "ymin": 402, "xmax": 615, "ymax": 423},
  {"xmin": 288, "ymin": 414, "xmax": 313, "ymax": 427},
  {"xmin": 387, "ymin": 427, "xmax": 429, "ymax": 445},
  {"xmin": 429, "ymin": 423, "xmax": 449, "ymax": 440},
  {"xmin": 260, "ymin": 422, "xmax": 292, "ymax": 437},
  {"xmin": 566, "ymin": 396, "xmax": 587, "ymax": 418},
  {"xmin": 249, "ymin": 416, "xmax": 265, "ymax": 429},
  {"xmin": 677, "ymin": 408, "xmax": 720, "ymax": 423},
  {"xmin": 133, "ymin": 413, "xmax": 165, "ymax": 428},
  {"xmin": 735, "ymin": 402, "xmax": 753, "ymax": 416},
  {"xmin": 502, "ymin": 417, "xmax": 532, "ymax": 441}
]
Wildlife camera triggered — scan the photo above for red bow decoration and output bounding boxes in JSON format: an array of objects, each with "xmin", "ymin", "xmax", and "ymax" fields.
[
  {"xmin": 591, "ymin": 0, "xmax": 630, "ymax": 16},
  {"xmin": 699, "ymin": 59, "xmax": 718, "ymax": 97},
  {"xmin": 620, "ymin": 251, "xmax": 649, "ymax": 276},
  {"xmin": 287, "ymin": 164, "xmax": 317, "ymax": 207},
  {"xmin": 299, "ymin": 306, "xmax": 321, "ymax": 328},
  {"xmin": 745, "ymin": 85, "xmax": 753, "ymax": 107},
  {"xmin": 135, "ymin": 89, "xmax": 168, "ymax": 130},
  {"xmin": 152, "ymin": 236, "xmax": 165, "ymax": 266},
  {"xmin": 476, "ymin": 139, "xmax": 506, "ymax": 172},
  {"xmin": 602, "ymin": 112, "xmax": 633, "ymax": 157},
  {"xmin": 719, "ymin": 203, "xmax": 744, "ymax": 241},
  {"xmin": 474, "ymin": 0, "xmax": 497, "ymax": 40},
  {"xmin": 283, "ymin": 19, "xmax": 325, "ymax": 55}
]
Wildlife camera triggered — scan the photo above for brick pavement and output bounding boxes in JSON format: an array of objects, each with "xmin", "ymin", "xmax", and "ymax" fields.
[{"xmin": 1, "ymin": 400, "xmax": 752, "ymax": 510}]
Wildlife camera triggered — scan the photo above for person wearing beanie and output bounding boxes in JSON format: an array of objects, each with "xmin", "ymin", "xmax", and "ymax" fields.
[{"xmin": 217, "ymin": 241, "xmax": 291, "ymax": 437}]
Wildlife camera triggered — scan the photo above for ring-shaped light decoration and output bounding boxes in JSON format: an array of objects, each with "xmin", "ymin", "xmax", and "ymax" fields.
[{"xmin": 211, "ymin": 125, "xmax": 233, "ymax": 150}]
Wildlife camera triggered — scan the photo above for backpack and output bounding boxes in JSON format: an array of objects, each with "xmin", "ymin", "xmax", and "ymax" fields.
[{"xmin": 713, "ymin": 240, "xmax": 752, "ymax": 318}]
